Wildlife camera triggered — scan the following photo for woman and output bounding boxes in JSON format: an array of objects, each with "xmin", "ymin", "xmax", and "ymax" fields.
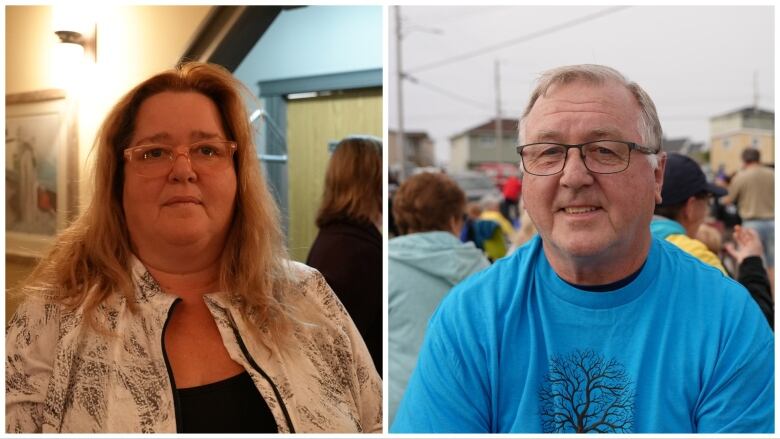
[
  {"xmin": 6, "ymin": 63, "xmax": 381, "ymax": 433},
  {"xmin": 388, "ymin": 172, "xmax": 489, "ymax": 423},
  {"xmin": 306, "ymin": 136, "xmax": 382, "ymax": 374}
]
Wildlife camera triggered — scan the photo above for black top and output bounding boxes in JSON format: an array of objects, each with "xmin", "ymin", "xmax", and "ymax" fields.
[
  {"xmin": 737, "ymin": 256, "xmax": 774, "ymax": 330},
  {"xmin": 177, "ymin": 371, "xmax": 277, "ymax": 433},
  {"xmin": 306, "ymin": 217, "xmax": 382, "ymax": 375}
]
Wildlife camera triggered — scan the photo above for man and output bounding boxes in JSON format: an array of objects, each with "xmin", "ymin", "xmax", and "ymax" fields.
[
  {"xmin": 391, "ymin": 65, "xmax": 773, "ymax": 433},
  {"xmin": 725, "ymin": 148, "xmax": 774, "ymax": 279},
  {"xmin": 650, "ymin": 153, "xmax": 727, "ymax": 273}
]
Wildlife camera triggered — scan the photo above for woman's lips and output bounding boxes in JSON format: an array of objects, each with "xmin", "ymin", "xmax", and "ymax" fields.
[{"xmin": 163, "ymin": 196, "xmax": 202, "ymax": 206}]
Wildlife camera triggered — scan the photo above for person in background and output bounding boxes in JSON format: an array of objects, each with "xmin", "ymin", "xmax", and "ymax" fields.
[
  {"xmin": 651, "ymin": 154, "xmax": 773, "ymax": 327},
  {"xmin": 460, "ymin": 201, "xmax": 484, "ymax": 245},
  {"xmin": 479, "ymin": 194, "xmax": 516, "ymax": 247},
  {"xmin": 508, "ymin": 206, "xmax": 538, "ymax": 254},
  {"xmin": 388, "ymin": 170, "xmax": 400, "ymax": 237},
  {"xmin": 650, "ymin": 153, "xmax": 727, "ymax": 273},
  {"xmin": 723, "ymin": 147, "xmax": 774, "ymax": 284},
  {"xmin": 500, "ymin": 173, "xmax": 522, "ymax": 223},
  {"xmin": 388, "ymin": 172, "xmax": 489, "ymax": 424},
  {"xmin": 460, "ymin": 202, "xmax": 505, "ymax": 262},
  {"xmin": 306, "ymin": 136, "xmax": 382, "ymax": 374},
  {"xmin": 696, "ymin": 222, "xmax": 723, "ymax": 256},
  {"xmin": 711, "ymin": 174, "xmax": 741, "ymax": 241},
  {"xmin": 724, "ymin": 225, "xmax": 774, "ymax": 329},
  {"xmin": 6, "ymin": 63, "xmax": 381, "ymax": 433},
  {"xmin": 393, "ymin": 64, "xmax": 772, "ymax": 433}
]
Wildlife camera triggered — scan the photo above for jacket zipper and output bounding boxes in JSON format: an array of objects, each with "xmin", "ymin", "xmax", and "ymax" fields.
[
  {"xmin": 227, "ymin": 314, "xmax": 295, "ymax": 433},
  {"xmin": 161, "ymin": 298, "xmax": 183, "ymax": 433}
]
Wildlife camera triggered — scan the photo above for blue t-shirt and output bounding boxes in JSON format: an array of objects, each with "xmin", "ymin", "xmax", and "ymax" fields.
[{"xmin": 392, "ymin": 236, "xmax": 774, "ymax": 433}]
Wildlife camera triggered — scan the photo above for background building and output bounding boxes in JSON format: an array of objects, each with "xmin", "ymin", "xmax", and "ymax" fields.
[
  {"xmin": 388, "ymin": 129, "xmax": 435, "ymax": 177},
  {"xmin": 448, "ymin": 117, "xmax": 518, "ymax": 173},
  {"xmin": 709, "ymin": 107, "xmax": 774, "ymax": 176}
]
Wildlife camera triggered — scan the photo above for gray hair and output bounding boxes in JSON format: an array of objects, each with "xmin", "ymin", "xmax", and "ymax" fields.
[
  {"xmin": 518, "ymin": 64, "xmax": 662, "ymax": 168},
  {"xmin": 480, "ymin": 193, "xmax": 502, "ymax": 210}
]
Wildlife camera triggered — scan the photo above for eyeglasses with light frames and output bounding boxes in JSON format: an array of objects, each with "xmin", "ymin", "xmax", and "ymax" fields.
[{"xmin": 123, "ymin": 140, "xmax": 237, "ymax": 177}]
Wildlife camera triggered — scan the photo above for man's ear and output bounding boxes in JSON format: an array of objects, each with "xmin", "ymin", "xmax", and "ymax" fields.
[
  {"xmin": 681, "ymin": 196, "xmax": 698, "ymax": 222},
  {"xmin": 654, "ymin": 152, "xmax": 667, "ymax": 205}
]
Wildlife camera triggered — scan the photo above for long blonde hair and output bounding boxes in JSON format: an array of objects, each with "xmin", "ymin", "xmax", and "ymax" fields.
[
  {"xmin": 315, "ymin": 136, "xmax": 382, "ymax": 227},
  {"xmin": 21, "ymin": 62, "xmax": 292, "ymax": 335}
]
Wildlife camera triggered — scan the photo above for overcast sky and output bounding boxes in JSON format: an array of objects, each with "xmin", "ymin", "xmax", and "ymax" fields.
[{"xmin": 388, "ymin": 5, "xmax": 774, "ymax": 166}]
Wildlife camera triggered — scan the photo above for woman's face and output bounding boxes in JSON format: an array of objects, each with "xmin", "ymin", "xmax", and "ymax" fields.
[{"xmin": 122, "ymin": 91, "xmax": 237, "ymax": 256}]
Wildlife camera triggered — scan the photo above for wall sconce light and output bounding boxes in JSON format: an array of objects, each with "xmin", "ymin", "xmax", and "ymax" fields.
[{"xmin": 54, "ymin": 26, "xmax": 96, "ymax": 61}]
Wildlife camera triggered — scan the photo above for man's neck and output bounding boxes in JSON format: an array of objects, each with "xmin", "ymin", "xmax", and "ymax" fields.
[{"xmin": 543, "ymin": 237, "xmax": 651, "ymax": 286}]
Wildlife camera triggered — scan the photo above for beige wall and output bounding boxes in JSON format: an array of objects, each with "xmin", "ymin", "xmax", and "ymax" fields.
[
  {"xmin": 710, "ymin": 131, "xmax": 774, "ymax": 175},
  {"xmin": 388, "ymin": 131, "xmax": 401, "ymax": 172},
  {"xmin": 449, "ymin": 135, "xmax": 469, "ymax": 173},
  {"xmin": 7, "ymin": 5, "xmax": 211, "ymax": 206},
  {"xmin": 5, "ymin": 5, "xmax": 210, "ymax": 317},
  {"xmin": 286, "ymin": 89, "xmax": 382, "ymax": 262}
]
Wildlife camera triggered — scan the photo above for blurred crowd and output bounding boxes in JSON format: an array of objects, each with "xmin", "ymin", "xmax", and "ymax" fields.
[{"xmin": 388, "ymin": 147, "xmax": 774, "ymax": 423}]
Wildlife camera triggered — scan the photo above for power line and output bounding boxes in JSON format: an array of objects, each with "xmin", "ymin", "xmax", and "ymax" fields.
[
  {"xmin": 414, "ymin": 6, "xmax": 514, "ymax": 27},
  {"xmin": 406, "ymin": 74, "xmax": 493, "ymax": 111},
  {"xmin": 407, "ymin": 6, "xmax": 631, "ymax": 74}
]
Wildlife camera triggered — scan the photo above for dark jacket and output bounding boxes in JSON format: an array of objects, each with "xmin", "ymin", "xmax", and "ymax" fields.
[
  {"xmin": 306, "ymin": 218, "xmax": 382, "ymax": 374},
  {"xmin": 737, "ymin": 256, "xmax": 774, "ymax": 330}
]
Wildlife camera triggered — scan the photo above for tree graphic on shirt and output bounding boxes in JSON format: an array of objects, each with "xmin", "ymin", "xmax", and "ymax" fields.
[{"xmin": 539, "ymin": 349, "xmax": 635, "ymax": 433}]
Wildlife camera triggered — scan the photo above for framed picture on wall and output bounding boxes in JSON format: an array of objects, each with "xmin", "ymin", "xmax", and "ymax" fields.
[{"xmin": 6, "ymin": 89, "xmax": 78, "ymax": 258}]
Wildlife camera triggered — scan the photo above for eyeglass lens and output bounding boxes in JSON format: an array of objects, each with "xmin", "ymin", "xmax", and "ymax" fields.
[
  {"xmin": 126, "ymin": 141, "xmax": 235, "ymax": 177},
  {"xmin": 521, "ymin": 141, "xmax": 631, "ymax": 175}
]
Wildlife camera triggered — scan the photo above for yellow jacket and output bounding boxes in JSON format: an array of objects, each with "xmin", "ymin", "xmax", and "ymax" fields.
[
  {"xmin": 665, "ymin": 234, "xmax": 727, "ymax": 275},
  {"xmin": 479, "ymin": 211, "xmax": 516, "ymax": 243}
]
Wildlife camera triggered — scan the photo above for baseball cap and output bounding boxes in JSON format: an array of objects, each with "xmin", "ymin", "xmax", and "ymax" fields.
[{"xmin": 658, "ymin": 153, "xmax": 727, "ymax": 207}]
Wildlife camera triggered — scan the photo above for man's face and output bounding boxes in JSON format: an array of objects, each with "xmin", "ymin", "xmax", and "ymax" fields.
[{"xmin": 521, "ymin": 80, "xmax": 665, "ymax": 264}]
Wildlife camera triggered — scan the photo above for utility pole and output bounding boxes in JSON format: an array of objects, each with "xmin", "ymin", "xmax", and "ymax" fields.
[
  {"xmin": 494, "ymin": 59, "xmax": 502, "ymax": 165},
  {"xmin": 395, "ymin": 6, "xmax": 408, "ymax": 179},
  {"xmin": 753, "ymin": 70, "xmax": 759, "ymax": 111}
]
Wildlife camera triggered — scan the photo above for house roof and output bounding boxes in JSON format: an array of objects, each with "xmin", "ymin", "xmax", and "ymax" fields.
[
  {"xmin": 662, "ymin": 138, "xmax": 689, "ymax": 154},
  {"xmin": 389, "ymin": 130, "xmax": 431, "ymax": 140},
  {"xmin": 710, "ymin": 106, "xmax": 774, "ymax": 120},
  {"xmin": 450, "ymin": 118, "xmax": 518, "ymax": 140},
  {"xmin": 662, "ymin": 137, "xmax": 704, "ymax": 155}
]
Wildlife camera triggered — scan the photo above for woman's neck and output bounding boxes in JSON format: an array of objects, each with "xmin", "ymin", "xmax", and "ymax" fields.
[{"xmin": 137, "ymin": 253, "xmax": 221, "ymax": 298}]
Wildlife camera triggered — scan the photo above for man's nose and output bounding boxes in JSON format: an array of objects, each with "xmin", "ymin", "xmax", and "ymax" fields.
[{"xmin": 559, "ymin": 149, "xmax": 594, "ymax": 188}]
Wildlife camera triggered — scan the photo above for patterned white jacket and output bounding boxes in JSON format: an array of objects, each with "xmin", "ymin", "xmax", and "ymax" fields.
[{"xmin": 6, "ymin": 258, "xmax": 382, "ymax": 433}]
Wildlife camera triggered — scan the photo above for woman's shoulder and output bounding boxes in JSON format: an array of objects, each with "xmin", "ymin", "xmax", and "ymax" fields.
[
  {"xmin": 6, "ymin": 295, "xmax": 69, "ymax": 362},
  {"xmin": 8, "ymin": 293, "xmax": 67, "ymax": 325},
  {"xmin": 284, "ymin": 261, "xmax": 352, "ymax": 321},
  {"xmin": 286, "ymin": 260, "xmax": 333, "ymax": 299}
]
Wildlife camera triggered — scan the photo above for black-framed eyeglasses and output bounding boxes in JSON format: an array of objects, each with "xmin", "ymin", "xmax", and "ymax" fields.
[{"xmin": 516, "ymin": 140, "xmax": 660, "ymax": 176}]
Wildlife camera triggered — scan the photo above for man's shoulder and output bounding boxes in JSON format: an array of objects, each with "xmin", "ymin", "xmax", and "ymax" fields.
[
  {"xmin": 740, "ymin": 165, "xmax": 774, "ymax": 182},
  {"xmin": 654, "ymin": 237, "xmax": 749, "ymax": 302}
]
